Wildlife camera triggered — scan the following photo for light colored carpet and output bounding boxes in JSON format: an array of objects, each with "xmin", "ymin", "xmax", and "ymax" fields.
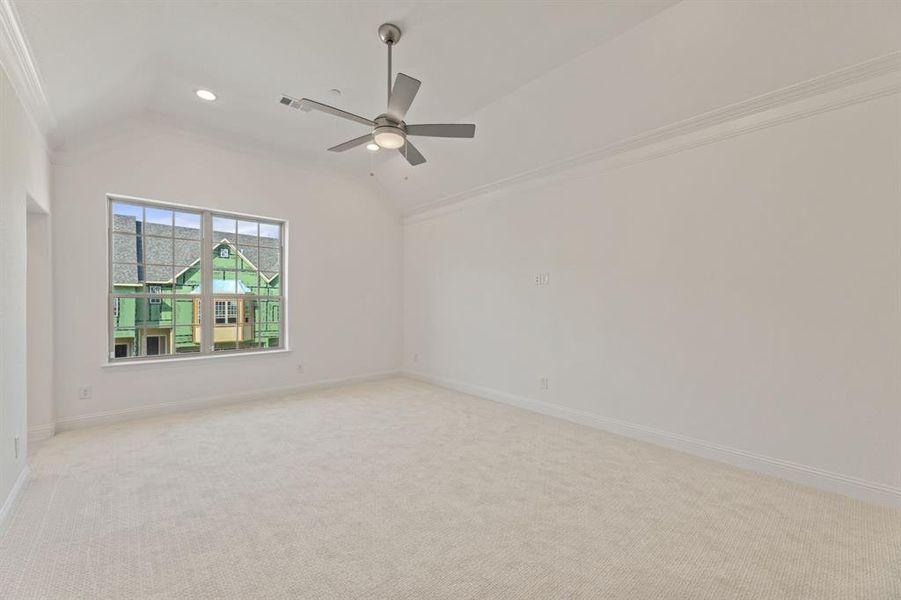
[{"xmin": 0, "ymin": 378, "xmax": 898, "ymax": 599}]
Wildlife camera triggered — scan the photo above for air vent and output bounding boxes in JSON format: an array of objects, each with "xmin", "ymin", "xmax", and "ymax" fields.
[{"xmin": 279, "ymin": 95, "xmax": 302, "ymax": 109}]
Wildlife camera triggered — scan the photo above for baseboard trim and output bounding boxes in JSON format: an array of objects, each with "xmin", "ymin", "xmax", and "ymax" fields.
[
  {"xmin": 403, "ymin": 371, "xmax": 901, "ymax": 508},
  {"xmin": 28, "ymin": 423, "xmax": 55, "ymax": 442},
  {"xmin": 55, "ymin": 370, "xmax": 400, "ymax": 432},
  {"xmin": 0, "ymin": 466, "xmax": 30, "ymax": 527}
]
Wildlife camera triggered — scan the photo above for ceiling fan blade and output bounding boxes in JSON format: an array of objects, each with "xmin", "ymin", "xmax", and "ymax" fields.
[
  {"xmin": 398, "ymin": 140, "xmax": 426, "ymax": 166},
  {"xmin": 405, "ymin": 124, "xmax": 476, "ymax": 138},
  {"xmin": 386, "ymin": 73, "xmax": 421, "ymax": 122},
  {"xmin": 297, "ymin": 98, "xmax": 374, "ymax": 127},
  {"xmin": 328, "ymin": 134, "xmax": 373, "ymax": 152}
]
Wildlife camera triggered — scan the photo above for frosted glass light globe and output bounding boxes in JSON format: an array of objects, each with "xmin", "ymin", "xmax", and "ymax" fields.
[{"xmin": 373, "ymin": 127, "xmax": 405, "ymax": 149}]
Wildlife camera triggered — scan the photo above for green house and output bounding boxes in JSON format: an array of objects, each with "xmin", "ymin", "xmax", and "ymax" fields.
[{"xmin": 112, "ymin": 214, "xmax": 281, "ymax": 357}]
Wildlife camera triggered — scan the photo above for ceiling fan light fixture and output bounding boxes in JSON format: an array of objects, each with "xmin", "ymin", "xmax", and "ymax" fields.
[
  {"xmin": 373, "ymin": 126, "xmax": 405, "ymax": 149},
  {"xmin": 366, "ymin": 142, "xmax": 380, "ymax": 151}
]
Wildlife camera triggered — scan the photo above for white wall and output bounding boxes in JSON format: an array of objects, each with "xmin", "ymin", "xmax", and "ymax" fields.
[
  {"xmin": 0, "ymin": 63, "xmax": 52, "ymax": 508},
  {"xmin": 390, "ymin": 0, "xmax": 901, "ymax": 213},
  {"xmin": 404, "ymin": 91, "xmax": 901, "ymax": 502},
  {"xmin": 52, "ymin": 120, "xmax": 402, "ymax": 426},
  {"xmin": 26, "ymin": 204, "xmax": 53, "ymax": 438}
]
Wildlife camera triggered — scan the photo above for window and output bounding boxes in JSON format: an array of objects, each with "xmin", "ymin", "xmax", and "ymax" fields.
[
  {"xmin": 145, "ymin": 335, "xmax": 168, "ymax": 356},
  {"xmin": 109, "ymin": 196, "xmax": 285, "ymax": 361},
  {"xmin": 214, "ymin": 300, "xmax": 238, "ymax": 325},
  {"xmin": 148, "ymin": 285, "xmax": 162, "ymax": 305}
]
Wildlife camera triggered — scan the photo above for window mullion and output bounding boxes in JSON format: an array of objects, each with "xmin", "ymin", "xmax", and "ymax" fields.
[
  {"xmin": 201, "ymin": 211, "xmax": 214, "ymax": 354},
  {"xmin": 108, "ymin": 206, "xmax": 114, "ymax": 359},
  {"xmin": 280, "ymin": 223, "xmax": 285, "ymax": 349}
]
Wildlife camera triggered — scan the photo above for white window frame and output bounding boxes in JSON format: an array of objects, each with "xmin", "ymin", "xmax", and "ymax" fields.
[
  {"xmin": 214, "ymin": 299, "xmax": 227, "ymax": 324},
  {"xmin": 214, "ymin": 299, "xmax": 238, "ymax": 325},
  {"xmin": 148, "ymin": 284, "xmax": 162, "ymax": 305},
  {"xmin": 107, "ymin": 194, "xmax": 287, "ymax": 363}
]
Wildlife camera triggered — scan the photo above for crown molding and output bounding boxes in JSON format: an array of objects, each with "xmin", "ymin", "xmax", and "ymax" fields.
[
  {"xmin": 404, "ymin": 52, "xmax": 901, "ymax": 224},
  {"xmin": 53, "ymin": 112, "xmax": 362, "ymax": 179},
  {"xmin": 0, "ymin": 0, "xmax": 56, "ymax": 133}
]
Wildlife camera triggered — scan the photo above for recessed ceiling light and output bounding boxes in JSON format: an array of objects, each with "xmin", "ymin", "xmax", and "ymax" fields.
[
  {"xmin": 195, "ymin": 89, "xmax": 217, "ymax": 102},
  {"xmin": 366, "ymin": 143, "xmax": 379, "ymax": 151}
]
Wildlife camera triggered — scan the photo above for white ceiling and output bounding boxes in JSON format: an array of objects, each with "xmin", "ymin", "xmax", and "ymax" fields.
[
  {"xmin": 15, "ymin": 1, "xmax": 674, "ymax": 206},
  {"xmin": 13, "ymin": 1, "xmax": 900, "ymax": 212}
]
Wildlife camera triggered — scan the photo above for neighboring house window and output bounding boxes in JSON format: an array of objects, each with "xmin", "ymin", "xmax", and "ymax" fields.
[
  {"xmin": 109, "ymin": 197, "xmax": 285, "ymax": 361},
  {"xmin": 145, "ymin": 335, "xmax": 168, "ymax": 356},
  {"xmin": 214, "ymin": 300, "xmax": 226, "ymax": 324},
  {"xmin": 214, "ymin": 300, "xmax": 238, "ymax": 325}
]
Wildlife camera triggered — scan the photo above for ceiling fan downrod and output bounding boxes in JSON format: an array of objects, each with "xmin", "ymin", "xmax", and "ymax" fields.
[{"xmin": 378, "ymin": 23, "xmax": 402, "ymax": 105}]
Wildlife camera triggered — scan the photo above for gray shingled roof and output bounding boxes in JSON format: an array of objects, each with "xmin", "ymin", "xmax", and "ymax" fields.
[
  {"xmin": 234, "ymin": 233, "xmax": 280, "ymax": 280},
  {"xmin": 112, "ymin": 215, "xmax": 280, "ymax": 285}
]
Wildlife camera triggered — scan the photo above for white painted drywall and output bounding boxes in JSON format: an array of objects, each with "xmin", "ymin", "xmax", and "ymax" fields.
[
  {"xmin": 52, "ymin": 120, "xmax": 402, "ymax": 424},
  {"xmin": 0, "ymin": 63, "xmax": 52, "ymax": 507},
  {"xmin": 404, "ymin": 92, "xmax": 901, "ymax": 496},
  {"xmin": 384, "ymin": 0, "xmax": 901, "ymax": 212},
  {"xmin": 26, "ymin": 204, "xmax": 54, "ymax": 438}
]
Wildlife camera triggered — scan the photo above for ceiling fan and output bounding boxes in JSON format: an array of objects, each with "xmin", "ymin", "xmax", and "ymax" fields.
[{"xmin": 280, "ymin": 23, "xmax": 475, "ymax": 166}]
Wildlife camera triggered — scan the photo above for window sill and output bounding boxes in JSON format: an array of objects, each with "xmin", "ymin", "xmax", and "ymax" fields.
[{"xmin": 102, "ymin": 347, "xmax": 292, "ymax": 368}]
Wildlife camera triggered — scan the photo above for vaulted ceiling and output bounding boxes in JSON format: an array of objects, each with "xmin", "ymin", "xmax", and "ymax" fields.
[{"xmin": 12, "ymin": 1, "xmax": 900, "ymax": 213}]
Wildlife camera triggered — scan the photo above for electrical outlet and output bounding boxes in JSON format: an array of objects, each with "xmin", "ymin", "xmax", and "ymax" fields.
[
  {"xmin": 296, "ymin": 364, "xmax": 304, "ymax": 374},
  {"xmin": 535, "ymin": 272, "xmax": 550, "ymax": 286},
  {"xmin": 539, "ymin": 376, "xmax": 549, "ymax": 390},
  {"xmin": 413, "ymin": 353, "xmax": 419, "ymax": 363},
  {"xmin": 78, "ymin": 386, "xmax": 92, "ymax": 400}
]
